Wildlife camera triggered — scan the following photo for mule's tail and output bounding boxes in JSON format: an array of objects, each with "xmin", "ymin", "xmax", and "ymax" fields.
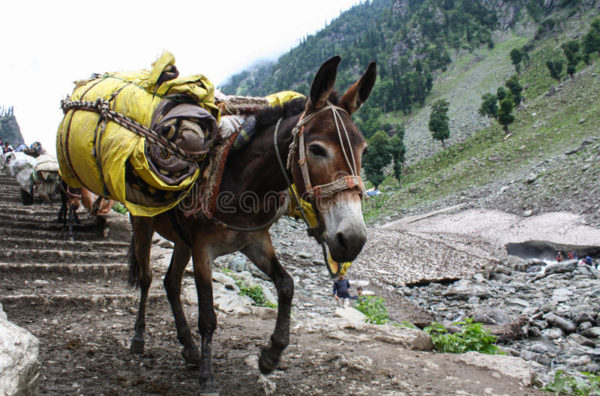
[{"xmin": 127, "ymin": 234, "xmax": 140, "ymax": 288}]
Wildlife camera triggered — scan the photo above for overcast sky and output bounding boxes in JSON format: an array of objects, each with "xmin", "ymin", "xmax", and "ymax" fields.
[{"xmin": 1, "ymin": 0, "xmax": 362, "ymax": 154}]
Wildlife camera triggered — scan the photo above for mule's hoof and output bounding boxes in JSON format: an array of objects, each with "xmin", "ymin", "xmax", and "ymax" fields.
[
  {"xmin": 258, "ymin": 348, "xmax": 277, "ymax": 374},
  {"xmin": 198, "ymin": 373, "xmax": 218, "ymax": 396},
  {"xmin": 130, "ymin": 338, "xmax": 144, "ymax": 354},
  {"xmin": 197, "ymin": 388, "xmax": 219, "ymax": 396},
  {"xmin": 182, "ymin": 347, "xmax": 201, "ymax": 366}
]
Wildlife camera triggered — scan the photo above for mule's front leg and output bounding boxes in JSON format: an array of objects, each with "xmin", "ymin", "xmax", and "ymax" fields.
[
  {"xmin": 242, "ymin": 233, "xmax": 294, "ymax": 374},
  {"xmin": 192, "ymin": 246, "xmax": 218, "ymax": 394}
]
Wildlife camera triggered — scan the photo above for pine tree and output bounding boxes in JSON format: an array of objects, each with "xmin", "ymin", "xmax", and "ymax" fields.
[
  {"xmin": 478, "ymin": 93, "xmax": 498, "ymax": 120},
  {"xmin": 510, "ymin": 48, "xmax": 523, "ymax": 73},
  {"xmin": 363, "ymin": 130, "xmax": 392, "ymax": 188},
  {"xmin": 562, "ymin": 40, "xmax": 581, "ymax": 77},
  {"xmin": 429, "ymin": 99, "xmax": 451, "ymax": 149},
  {"xmin": 582, "ymin": 17, "xmax": 600, "ymax": 63},
  {"xmin": 546, "ymin": 59, "xmax": 564, "ymax": 81},
  {"xmin": 505, "ymin": 75, "xmax": 523, "ymax": 105},
  {"xmin": 496, "ymin": 87, "xmax": 507, "ymax": 101},
  {"xmin": 497, "ymin": 97, "xmax": 515, "ymax": 134},
  {"xmin": 389, "ymin": 126, "xmax": 406, "ymax": 185}
]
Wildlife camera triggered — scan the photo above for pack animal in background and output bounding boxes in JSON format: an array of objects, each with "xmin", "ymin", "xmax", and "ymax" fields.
[
  {"xmin": 33, "ymin": 154, "xmax": 61, "ymax": 203},
  {"xmin": 4, "ymin": 151, "xmax": 36, "ymax": 205}
]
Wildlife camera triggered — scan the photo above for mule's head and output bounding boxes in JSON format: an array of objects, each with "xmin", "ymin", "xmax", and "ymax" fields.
[{"xmin": 292, "ymin": 56, "xmax": 376, "ymax": 263}]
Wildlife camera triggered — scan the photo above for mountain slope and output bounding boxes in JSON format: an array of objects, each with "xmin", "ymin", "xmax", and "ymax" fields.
[
  {"xmin": 363, "ymin": 8, "xmax": 600, "ymax": 227},
  {"xmin": 222, "ymin": 1, "xmax": 600, "ymax": 229},
  {"xmin": 0, "ymin": 107, "xmax": 25, "ymax": 146}
]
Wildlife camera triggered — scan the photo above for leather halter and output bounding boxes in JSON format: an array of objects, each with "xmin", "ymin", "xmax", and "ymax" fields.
[
  {"xmin": 274, "ymin": 103, "xmax": 366, "ymax": 277},
  {"xmin": 285, "ymin": 103, "xmax": 365, "ymax": 203}
]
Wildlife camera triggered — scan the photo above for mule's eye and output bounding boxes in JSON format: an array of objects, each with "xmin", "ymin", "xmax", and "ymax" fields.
[{"xmin": 309, "ymin": 144, "xmax": 328, "ymax": 158}]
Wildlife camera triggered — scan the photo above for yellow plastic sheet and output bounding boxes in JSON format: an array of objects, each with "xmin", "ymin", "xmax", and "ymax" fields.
[
  {"xmin": 265, "ymin": 91, "xmax": 305, "ymax": 107},
  {"xmin": 56, "ymin": 52, "xmax": 219, "ymax": 217}
]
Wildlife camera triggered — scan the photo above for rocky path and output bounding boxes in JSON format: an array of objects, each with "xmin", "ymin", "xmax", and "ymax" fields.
[{"xmin": 1, "ymin": 172, "xmax": 545, "ymax": 395}]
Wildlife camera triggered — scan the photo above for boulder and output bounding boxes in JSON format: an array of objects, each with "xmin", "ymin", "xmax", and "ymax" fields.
[
  {"xmin": 443, "ymin": 280, "xmax": 491, "ymax": 300},
  {"xmin": 334, "ymin": 307, "xmax": 367, "ymax": 324},
  {"xmin": 212, "ymin": 271, "xmax": 240, "ymax": 292},
  {"xmin": 471, "ymin": 307, "xmax": 510, "ymax": 325},
  {"xmin": 457, "ymin": 352, "xmax": 537, "ymax": 386},
  {"xmin": 544, "ymin": 312, "xmax": 576, "ymax": 334},
  {"xmin": 581, "ymin": 327, "xmax": 600, "ymax": 339},
  {"xmin": 0, "ymin": 304, "xmax": 39, "ymax": 396}
]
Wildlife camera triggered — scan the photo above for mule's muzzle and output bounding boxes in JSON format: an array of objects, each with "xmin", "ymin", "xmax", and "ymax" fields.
[{"xmin": 326, "ymin": 218, "xmax": 367, "ymax": 263}]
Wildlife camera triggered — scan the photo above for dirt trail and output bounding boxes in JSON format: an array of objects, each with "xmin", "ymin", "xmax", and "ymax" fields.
[{"xmin": 0, "ymin": 173, "xmax": 544, "ymax": 395}]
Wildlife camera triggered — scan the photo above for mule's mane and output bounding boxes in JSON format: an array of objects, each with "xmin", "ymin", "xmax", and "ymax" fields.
[{"xmin": 254, "ymin": 92, "xmax": 340, "ymax": 132}]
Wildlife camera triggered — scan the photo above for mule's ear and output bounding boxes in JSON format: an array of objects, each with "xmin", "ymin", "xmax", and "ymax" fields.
[
  {"xmin": 339, "ymin": 61, "xmax": 377, "ymax": 114},
  {"xmin": 308, "ymin": 56, "xmax": 341, "ymax": 111}
]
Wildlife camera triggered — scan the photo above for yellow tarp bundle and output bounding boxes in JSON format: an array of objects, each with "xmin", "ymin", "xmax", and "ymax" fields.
[
  {"xmin": 56, "ymin": 52, "xmax": 220, "ymax": 217},
  {"xmin": 265, "ymin": 91, "xmax": 305, "ymax": 107}
]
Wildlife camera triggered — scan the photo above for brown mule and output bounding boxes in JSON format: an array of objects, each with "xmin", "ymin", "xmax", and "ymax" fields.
[{"xmin": 127, "ymin": 56, "xmax": 376, "ymax": 394}]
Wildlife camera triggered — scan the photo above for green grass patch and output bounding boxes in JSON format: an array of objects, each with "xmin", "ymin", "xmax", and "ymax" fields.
[
  {"xmin": 353, "ymin": 296, "xmax": 389, "ymax": 325},
  {"xmin": 235, "ymin": 279, "xmax": 277, "ymax": 308},
  {"xmin": 543, "ymin": 370, "xmax": 600, "ymax": 396},
  {"xmin": 424, "ymin": 318, "xmax": 501, "ymax": 355}
]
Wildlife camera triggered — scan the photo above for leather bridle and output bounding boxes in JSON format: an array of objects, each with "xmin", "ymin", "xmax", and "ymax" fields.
[
  {"xmin": 274, "ymin": 103, "xmax": 366, "ymax": 276},
  {"xmin": 284, "ymin": 103, "xmax": 365, "ymax": 202}
]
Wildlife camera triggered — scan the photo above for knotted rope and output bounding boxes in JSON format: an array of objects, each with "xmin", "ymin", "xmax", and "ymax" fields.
[{"xmin": 60, "ymin": 98, "xmax": 203, "ymax": 162}]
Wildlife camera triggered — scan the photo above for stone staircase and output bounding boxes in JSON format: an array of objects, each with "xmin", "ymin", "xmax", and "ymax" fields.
[{"xmin": 0, "ymin": 173, "xmax": 163, "ymax": 311}]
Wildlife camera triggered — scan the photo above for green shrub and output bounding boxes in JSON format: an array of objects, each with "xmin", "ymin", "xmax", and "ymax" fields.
[
  {"xmin": 235, "ymin": 279, "xmax": 276, "ymax": 308},
  {"xmin": 354, "ymin": 296, "xmax": 389, "ymax": 325},
  {"xmin": 424, "ymin": 318, "xmax": 501, "ymax": 354},
  {"xmin": 392, "ymin": 321, "xmax": 417, "ymax": 329},
  {"xmin": 544, "ymin": 370, "xmax": 600, "ymax": 395}
]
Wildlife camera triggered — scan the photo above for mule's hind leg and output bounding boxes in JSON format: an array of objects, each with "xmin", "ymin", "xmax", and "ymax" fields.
[
  {"xmin": 128, "ymin": 216, "xmax": 154, "ymax": 355},
  {"xmin": 241, "ymin": 232, "xmax": 294, "ymax": 374},
  {"xmin": 163, "ymin": 243, "xmax": 201, "ymax": 365},
  {"xmin": 191, "ymin": 245, "xmax": 218, "ymax": 394}
]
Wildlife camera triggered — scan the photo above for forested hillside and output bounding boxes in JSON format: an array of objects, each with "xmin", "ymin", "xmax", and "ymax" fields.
[
  {"xmin": 222, "ymin": 0, "xmax": 596, "ymax": 137},
  {"xmin": 0, "ymin": 106, "xmax": 25, "ymax": 146},
  {"xmin": 222, "ymin": 0, "xmax": 600, "ymax": 228},
  {"xmin": 222, "ymin": 0, "xmax": 497, "ymax": 117}
]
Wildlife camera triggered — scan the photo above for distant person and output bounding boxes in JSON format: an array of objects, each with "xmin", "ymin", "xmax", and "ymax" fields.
[
  {"xmin": 556, "ymin": 251, "xmax": 564, "ymax": 262},
  {"xmin": 333, "ymin": 273, "xmax": 351, "ymax": 308},
  {"xmin": 578, "ymin": 256, "xmax": 594, "ymax": 267},
  {"xmin": 567, "ymin": 251, "xmax": 574, "ymax": 260},
  {"xmin": 352, "ymin": 286, "xmax": 366, "ymax": 304}
]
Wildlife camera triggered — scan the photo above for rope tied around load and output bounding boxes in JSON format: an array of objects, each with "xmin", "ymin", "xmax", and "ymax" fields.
[{"xmin": 60, "ymin": 98, "xmax": 205, "ymax": 163}]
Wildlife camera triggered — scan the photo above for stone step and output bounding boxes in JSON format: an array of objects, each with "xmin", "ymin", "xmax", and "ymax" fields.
[
  {"xmin": 0, "ymin": 236, "xmax": 129, "ymax": 252},
  {"xmin": 0, "ymin": 227, "xmax": 109, "ymax": 241},
  {"xmin": 0, "ymin": 292, "xmax": 165, "ymax": 310},
  {"xmin": 0, "ymin": 248, "xmax": 128, "ymax": 264},
  {"xmin": 0, "ymin": 270, "xmax": 169, "ymax": 310},
  {"xmin": 0, "ymin": 218, "xmax": 103, "ymax": 233},
  {"xmin": 0, "ymin": 194, "xmax": 23, "ymax": 203},
  {"xmin": 0, "ymin": 203, "xmax": 62, "ymax": 217},
  {"xmin": 0, "ymin": 189, "xmax": 20, "ymax": 194},
  {"xmin": 0, "ymin": 261, "xmax": 129, "ymax": 277},
  {"xmin": 0, "ymin": 193, "xmax": 60, "ymax": 205},
  {"xmin": 0, "ymin": 211, "xmax": 65, "ymax": 223}
]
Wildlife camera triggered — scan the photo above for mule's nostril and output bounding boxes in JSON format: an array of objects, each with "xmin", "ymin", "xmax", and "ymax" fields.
[{"xmin": 336, "ymin": 232, "xmax": 348, "ymax": 251}]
